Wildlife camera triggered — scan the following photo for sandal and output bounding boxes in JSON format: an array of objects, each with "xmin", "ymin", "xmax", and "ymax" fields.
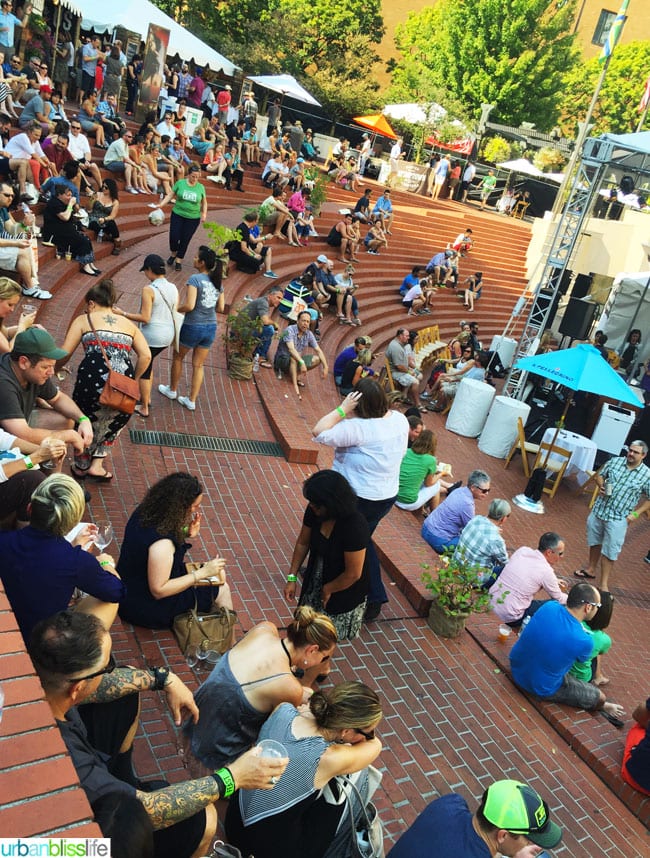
[
  {"xmin": 573, "ymin": 568, "xmax": 596, "ymax": 579},
  {"xmin": 259, "ymin": 360, "xmax": 273, "ymax": 369},
  {"xmin": 601, "ymin": 710, "xmax": 625, "ymax": 729}
]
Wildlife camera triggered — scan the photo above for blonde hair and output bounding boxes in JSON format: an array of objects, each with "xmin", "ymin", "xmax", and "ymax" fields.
[
  {"xmin": 357, "ymin": 348, "xmax": 373, "ymax": 367},
  {"xmin": 0, "ymin": 277, "xmax": 21, "ymax": 303},
  {"xmin": 310, "ymin": 681, "xmax": 382, "ymax": 731},
  {"xmin": 30, "ymin": 474, "xmax": 86, "ymax": 537},
  {"xmin": 286, "ymin": 606, "xmax": 338, "ymax": 652}
]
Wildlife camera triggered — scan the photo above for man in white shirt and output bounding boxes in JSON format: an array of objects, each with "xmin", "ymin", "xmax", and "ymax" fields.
[
  {"xmin": 359, "ymin": 133, "xmax": 372, "ymax": 177},
  {"xmin": 0, "ymin": 112, "xmax": 30, "ymax": 198},
  {"xmin": 5, "ymin": 121, "xmax": 54, "ymax": 189},
  {"xmin": 103, "ymin": 128, "xmax": 140, "ymax": 194},
  {"xmin": 460, "ymin": 162, "xmax": 476, "ymax": 202},
  {"xmin": 387, "ymin": 136, "xmax": 403, "ymax": 187},
  {"xmin": 66, "ymin": 118, "xmax": 102, "ymax": 191},
  {"xmin": 156, "ymin": 110, "xmax": 176, "ymax": 142}
]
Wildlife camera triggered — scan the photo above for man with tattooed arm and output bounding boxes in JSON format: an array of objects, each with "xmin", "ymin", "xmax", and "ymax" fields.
[{"xmin": 29, "ymin": 611, "xmax": 288, "ymax": 858}]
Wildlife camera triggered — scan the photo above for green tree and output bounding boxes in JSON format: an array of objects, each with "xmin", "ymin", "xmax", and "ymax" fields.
[
  {"xmin": 559, "ymin": 41, "xmax": 650, "ymax": 136},
  {"xmin": 481, "ymin": 135, "xmax": 513, "ymax": 164},
  {"xmin": 391, "ymin": 0, "xmax": 580, "ymax": 132}
]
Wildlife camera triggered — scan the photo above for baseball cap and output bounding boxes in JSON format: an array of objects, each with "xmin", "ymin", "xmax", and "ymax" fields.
[
  {"xmin": 140, "ymin": 253, "xmax": 166, "ymax": 275},
  {"xmin": 225, "ymin": 84, "xmax": 232, "ymax": 90},
  {"xmin": 297, "ymin": 157, "xmax": 304, "ymax": 163},
  {"xmin": 316, "ymin": 254, "xmax": 329, "ymax": 264},
  {"xmin": 482, "ymin": 781, "xmax": 562, "ymax": 849},
  {"xmin": 40, "ymin": 84, "xmax": 53, "ymax": 94},
  {"xmin": 14, "ymin": 328, "xmax": 67, "ymax": 360}
]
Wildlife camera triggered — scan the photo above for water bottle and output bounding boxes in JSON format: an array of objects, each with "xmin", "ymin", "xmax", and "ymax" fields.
[
  {"xmin": 253, "ymin": 355, "xmax": 260, "ymax": 373},
  {"xmin": 98, "ymin": 228, "xmax": 104, "ymax": 243}
]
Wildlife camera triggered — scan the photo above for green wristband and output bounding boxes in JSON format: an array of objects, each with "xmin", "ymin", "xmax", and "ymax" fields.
[
  {"xmin": 78, "ymin": 416, "xmax": 90, "ymax": 423},
  {"xmin": 214, "ymin": 766, "xmax": 235, "ymax": 798},
  {"xmin": 631, "ymin": 511, "xmax": 640, "ymax": 519},
  {"xmin": 336, "ymin": 406, "xmax": 345, "ymax": 418},
  {"xmin": 287, "ymin": 574, "xmax": 298, "ymax": 583},
  {"xmin": 99, "ymin": 559, "xmax": 111, "ymax": 567},
  {"xmin": 23, "ymin": 455, "xmax": 33, "ymax": 470}
]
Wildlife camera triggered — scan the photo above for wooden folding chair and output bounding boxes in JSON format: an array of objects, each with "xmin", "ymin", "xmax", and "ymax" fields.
[
  {"xmin": 504, "ymin": 416, "xmax": 540, "ymax": 478},
  {"xmin": 575, "ymin": 464, "xmax": 604, "ymax": 509},
  {"xmin": 532, "ymin": 443, "xmax": 572, "ymax": 499}
]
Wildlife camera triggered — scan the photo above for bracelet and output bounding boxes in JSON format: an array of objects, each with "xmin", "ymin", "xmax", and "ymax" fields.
[
  {"xmin": 151, "ymin": 666, "xmax": 171, "ymax": 691},
  {"xmin": 336, "ymin": 406, "xmax": 345, "ymax": 418},
  {"xmin": 182, "ymin": 525, "xmax": 189, "ymax": 535},
  {"xmin": 631, "ymin": 511, "xmax": 640, "ymax": 519},
  {"xmin": 214, "ymin": 766, "xmax": 235, "ymax": 798},
  {"xmin": 99, "ymin": 559, "xmax": 112, "ymax": 567},
  {"xmin": 23, "ymin": 455, "xmax": 34, "ymax": 469},
  {"xmin": 287, "ymin": 574, "xmax": 298, "ymax": 583},
  {"xmin": 78, "ymin": 416, "xmax": 90, "ymax": 423}
]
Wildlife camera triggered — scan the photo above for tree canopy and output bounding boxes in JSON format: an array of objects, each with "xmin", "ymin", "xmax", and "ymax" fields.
[
  {"xmin": 390, "ymin": 0, "xmax": 580, "ymax": 132},
  {"xmin": 559, "ymin": 41, "xmax": 650, "ymax": 136}
]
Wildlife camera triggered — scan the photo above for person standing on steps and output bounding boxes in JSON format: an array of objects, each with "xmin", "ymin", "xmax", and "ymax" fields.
[
  {"xmin": 575, "ymin": 440, "xmax": 650, "ymax": 591},
  {"xmin": 156, "ymin": 163, "xmax": 207, "ymax": 272}
]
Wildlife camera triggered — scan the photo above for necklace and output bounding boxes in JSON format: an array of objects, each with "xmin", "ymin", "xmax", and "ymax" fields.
[
  {"xmin": 281, "ymin": 638, "xmax": 293, "ymax": 671},
  {"xmin": 281, "ymin": 638, "xmax": 305, "ymax": 679}
]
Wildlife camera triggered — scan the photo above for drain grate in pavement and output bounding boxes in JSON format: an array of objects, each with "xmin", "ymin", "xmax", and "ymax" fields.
[{"xmin": 129, "ymin": 429, "xmax": 284, "ymax": 458}]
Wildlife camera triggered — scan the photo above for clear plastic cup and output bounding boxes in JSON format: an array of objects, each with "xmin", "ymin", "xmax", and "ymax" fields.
[
  {"xmin": 497, "ymin": 624, "xmax": 512, "ymax": 644},
  {"xmin": 257, "ymin": 739, "xmax": 287, "ymax": 759}
]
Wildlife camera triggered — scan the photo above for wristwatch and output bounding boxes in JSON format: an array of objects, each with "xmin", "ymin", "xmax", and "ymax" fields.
[{"xmin": 151, "ymin": 666, "xmax": 171, "ymax": 690}]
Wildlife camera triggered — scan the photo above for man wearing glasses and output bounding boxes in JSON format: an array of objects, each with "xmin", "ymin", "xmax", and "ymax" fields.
[
  {"xmin": 576, "ymin": 440, "xmax": 650, "ymax": 590},
  {"xmin": 103, "ymin": 127, "xmax": 140, "ymax": 194},
  {"xmin": 0, "ymin": 181, "xmax": 51, "ymax": 298},
  {"xmin": 489, "ymin": 531, "xmax": 568, "ymax": 627},
  {"xmin": 421, "ymin": 469, "xmax": 491, "ymax": 554},
  {"xmin": 29, "ymin": 611, "xmax": 288, "ymax": 858},
  {"xmin": 0, "ymin": 111, "xmax": 30, "ymax": 198},
  {"xmin": 510, "ymin": 581, "xmax": 625, "ymax": 725},
  {"xmin": 66, "ymin": 119, "xmax": 102, "ymax": 191}
]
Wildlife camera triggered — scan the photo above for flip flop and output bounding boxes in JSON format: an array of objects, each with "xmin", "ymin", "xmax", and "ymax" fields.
[
  {"xmin": 573, "ymin": 568, "xmax": 596, "ymax": 579},
  {"xmin": 601, "ymin": 710, "xmax": 625, "ymax": 729},
  {"xmin": 297, "ymin": 381, "xmax": 305, "ymax": 387},
  {"xmin": 84, "ymin": 471, "xmax": 114, "ymax": 482},
  {"xmin": 259, "ymin": 360, "xmax": 273, "ymax": 369},
  {"xmin": 134, "ymin": 407, "xmax": 149, "ymax": 418}
]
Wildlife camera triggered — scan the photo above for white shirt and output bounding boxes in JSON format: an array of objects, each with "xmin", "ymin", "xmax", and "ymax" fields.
[
  {"xmin": 5, "ymin": 133, "xmax": 45, "ymax": 160},
  {"xmin": 156, "ymin": 120, "xmax": 176, "ymax": 141},
  {"xmin": 463, "ymin": 164, "xmax": 476, "ymax": 182},
  {"xmin": 67, "ymin": 131, "xmax": 91, "ymax": 161},
  {"xmin": 314, "ymin": 410, "xmax": 409, "ymax": 500},
  {"xmin": 390, "ymin": 142, "xmax": 402, "ymax": 161}
]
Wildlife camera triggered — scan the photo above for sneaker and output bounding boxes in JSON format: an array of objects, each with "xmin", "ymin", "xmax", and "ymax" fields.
[
  {"xmin": 421, "ymin": 391, "xmax": 431, "ymax": 399},
  {"xmin": 158, "ymin": 384, "xmax": 177, "ymax": 400},
  {"xmin": 22, "ymin": 285, "xmax": 52, "ymax": 300},
  {"xmin": 126, "ymin": 186, "xmax": 139, "ymax": 195},
  {"xmin": 178, "ymin": 396, "xmax": 196, "ymax": 411},
  {"xmin": 263, "ymin": 270, "xmax": 278, "ymax": 279},
  {"xmin": 167, "ymin": 256, "xmax": 175, "ymax": 266}
]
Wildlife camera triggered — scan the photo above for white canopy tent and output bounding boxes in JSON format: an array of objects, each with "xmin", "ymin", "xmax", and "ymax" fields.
[
  {"xmin": 383, "ymin": 102, "xmax": 446, "ymax": 124},
  {"xmin": 246, "ymin": 74, "xmax": 320, "ymax": 106},
  {"xmin": 76, "ymin": 0, "xmax": 238, "ymax": 75},
  {"xmin": 496, "ymin": 158, "xmax": 545, "ymax": 177}
]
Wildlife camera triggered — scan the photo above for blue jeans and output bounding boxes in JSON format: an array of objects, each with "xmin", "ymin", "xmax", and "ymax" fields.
[
  {"xmin": 421, "ymin": 529, "xmax": 459, "ymax": 554},
  {"xmin": 254, "ymin": 324, "xmax": 275, "ymax": 359},
  {"xmin": 355, "ymin": 495, "xmax": 396, "ymax": 605}
]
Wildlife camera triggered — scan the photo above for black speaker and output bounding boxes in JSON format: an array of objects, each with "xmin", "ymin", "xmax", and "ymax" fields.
[
  {"xmin": 559, "ymin": 298, "xmax": 598, "ymax": 340},
  {"xmin": 537, "ymin": 290, "xmax": 562, "ymax": 330},
  {"xmin": 572, "ymin": 273, "xmax": 592, "ymax": 299}
]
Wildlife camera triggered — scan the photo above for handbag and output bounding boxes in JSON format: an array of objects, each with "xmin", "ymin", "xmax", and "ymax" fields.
[
  {"xmin": 209, "ymin": 841, "xmax": 253, "ymax": 858},
  {"xmin": 322, "ymin": 767, "xmax": 384, "ymax": 858},
  {"xmin": 172, "ymin": 594, "xmax": 237, "ymax": 657},
  {"xmin": 86, "ymin": 313, "xmax": 140, "ymax": 415}
]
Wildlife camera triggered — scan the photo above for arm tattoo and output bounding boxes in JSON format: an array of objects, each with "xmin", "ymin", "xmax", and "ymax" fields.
[
  {"xmin": 138, "ymin": 776, "xmax": 218, "ymax": 829},
  {"xmin": 82, "ymin": 667, "xmax": 154, "ymax": 704},
  {"xmin": 102, "ymin": 313, "xmax": 117, "ymax": 326}
]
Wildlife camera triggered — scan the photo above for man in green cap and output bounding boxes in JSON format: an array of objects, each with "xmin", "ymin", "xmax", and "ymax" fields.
[
  {"xmin": 0, "ymin": 328, "xmax": 93, "ymax": 460},
  {"xmin": 387, "ymin": 778, "xmax": 562, "ymax": 857}
]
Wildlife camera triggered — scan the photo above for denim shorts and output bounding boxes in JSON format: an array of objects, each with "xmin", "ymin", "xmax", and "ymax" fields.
[
  {"xmin": 586, "ymin": 510, "xmax": 628, "ymax": 560},
  {"xmin": 179, "ymin": 322, "xmax": 217, "ymax": 349}
]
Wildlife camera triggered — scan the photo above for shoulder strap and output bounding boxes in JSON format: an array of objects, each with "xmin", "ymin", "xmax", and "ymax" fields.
[{"xmin": 85, "ymin": 312, "xmax": 112, "ymax": 372}]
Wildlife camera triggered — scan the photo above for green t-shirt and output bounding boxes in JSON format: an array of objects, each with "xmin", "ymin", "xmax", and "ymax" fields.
[
  {"xmin": 172, "ymin": 179, "xmax": 206, "ymax": 220},
  {"xmin": 397, "ymin": 448, "xmax": 437, "ymax": 504},
  {"xmin": 568, "ymin": 622, "xmax": 611, "ymax": 682},
  {"xmin": 481, "ymin": 174, "xmax": 497, "ymax": 192}
]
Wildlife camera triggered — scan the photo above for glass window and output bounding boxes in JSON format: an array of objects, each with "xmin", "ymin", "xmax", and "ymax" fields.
[{"xmin": 592, "ymin": 9, "xmax": 617, "ymax": 46}]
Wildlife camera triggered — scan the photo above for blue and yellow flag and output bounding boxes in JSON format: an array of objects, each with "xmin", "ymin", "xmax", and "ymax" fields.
[{"xmin": 600, "ymin": 0, "xmax": 630, "ymax": 61}]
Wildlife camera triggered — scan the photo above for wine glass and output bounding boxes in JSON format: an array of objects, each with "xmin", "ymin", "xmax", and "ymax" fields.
[
  {"xmin": 197, "ymin": 646, "xmax": 209, "ymax": 668},
  {"xmin": 186, "ymin": 645, "xmax": 199, "ymax": 669},
  {"xmin": 94, "ymin": 524, "xmax": 113, "ymax": 551}
]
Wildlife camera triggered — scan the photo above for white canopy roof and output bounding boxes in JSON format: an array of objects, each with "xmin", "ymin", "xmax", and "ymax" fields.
[
  {"xmin": 497, "ymin": 158, "xmax": 545, "ymax": 177},
  {"xmin": 76, "ymin": 0, "xmax": 238, "ymax": 75},
  {"xmin": 246, "ymin": 74, "xmax": 320, "ymax": 106},
  {"xmin": 383, "ymin": 102, "xmax": 446, "ymax": 124}
]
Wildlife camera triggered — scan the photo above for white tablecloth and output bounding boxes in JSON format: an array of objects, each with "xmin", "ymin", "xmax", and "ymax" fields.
[
  {"xmin": 479, "ymin": 396, "xmax": 531, "ymax": 458},
  {"xmin": 446, "ymin": 378, "xmax": 495, "ymax": 437},
  {"xmin": 541, "ymin": 428, "xmax": 597, "ymax": 480}
]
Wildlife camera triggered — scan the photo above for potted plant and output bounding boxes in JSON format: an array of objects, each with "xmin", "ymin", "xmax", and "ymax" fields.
[
  {"xmin": 422, "ymin": 550, "xmax": 491, "ymax": 638},
  {"xmin": 223, "ymin": 301, "xmax": 263, "ymax": 380},
  {"xmin": 303, "ymin": 168, "xmax": 327, "ymax": 216},
  {"xmin": 203, "ymin": 221, "xmax": 242, "ymax": 279}
]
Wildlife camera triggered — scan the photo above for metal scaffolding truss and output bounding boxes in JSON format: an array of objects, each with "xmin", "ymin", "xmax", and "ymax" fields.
[{"xmin": 504, "ymin": 133, "xmax": 650, "ymax": 400}]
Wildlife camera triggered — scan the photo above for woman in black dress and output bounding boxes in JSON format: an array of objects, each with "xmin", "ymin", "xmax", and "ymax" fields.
[
  {"xmin": 42, "ymin": 184, "xmax": 99, "ymax": 276},
  {"xmin": 87, "ymin": 178, "xmax": 121, "ymax": 254},
  {"xmin": 284, "ymin": 470, "xmax": 369, "ymax": 640}
]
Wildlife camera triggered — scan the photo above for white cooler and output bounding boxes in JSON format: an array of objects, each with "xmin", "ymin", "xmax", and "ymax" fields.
[
  {"xmin": 591, "ymin": 403, "xmax": 636, "ymax": 454},
  {"xmin": 479, "ymin": 396, "xmax": 531, "ymax": 458},
  {"xmin": 446, "ymin": 378, "xmax": 495, "ymax": 437},
  {"xmin": 489, "ymin": 335, "xmax": 517, "ymax": 369}
]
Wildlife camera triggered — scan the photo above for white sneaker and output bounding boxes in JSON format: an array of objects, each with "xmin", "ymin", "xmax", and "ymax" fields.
[
  {"xmin": 158, "ymin": 384, "xmax": 177, "ymax": 400},
  {"xmin": 22, "ymin": 285, "xmax": 52, "ymax": 300},
  {"xmin": 178, "ymin": 396, "xmax": 196, "ymax": 411}
]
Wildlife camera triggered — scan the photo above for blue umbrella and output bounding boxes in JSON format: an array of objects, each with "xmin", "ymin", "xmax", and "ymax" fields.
[{"xmin": 514, "ymin": 343, "xmax": 640, "ymax": 406}]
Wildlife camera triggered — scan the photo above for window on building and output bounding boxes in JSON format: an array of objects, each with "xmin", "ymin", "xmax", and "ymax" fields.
[{"xmin": 592, "ymin": 9, "xmax": 617, "ymax": 46}]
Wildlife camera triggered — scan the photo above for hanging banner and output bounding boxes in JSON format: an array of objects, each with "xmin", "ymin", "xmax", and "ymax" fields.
[{"xmin": 138, "ymin": 23, "xmax": 170, "ymax": 113}]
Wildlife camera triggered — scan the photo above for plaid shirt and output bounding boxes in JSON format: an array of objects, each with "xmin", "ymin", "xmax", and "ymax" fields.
[
  {"xmin": 177, "ymin": 71, "xmax": 193, "ymax": 99},
  {"xmin": 593, "ymin": 457, "xmax": 650, "ymax": 521},
  {"xmin": 454, "ymin": 515, "xmax": 508, "ymax": 570}
]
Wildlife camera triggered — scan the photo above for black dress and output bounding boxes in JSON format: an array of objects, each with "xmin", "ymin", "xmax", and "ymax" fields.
[{"xmin": 43, "ymin": 197, "xmax": 95, "ymax": 264}]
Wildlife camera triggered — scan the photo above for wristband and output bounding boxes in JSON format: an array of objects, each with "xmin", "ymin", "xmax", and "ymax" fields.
[
  {"xmin": 631, "ymin": 511, "xmax": 640, "ymax": 519},
  {"xmin": 182, "ymin": 525, "xmax": 189, "ymax": 535},
  {"xmin": 99, "ymin": 559, "xmax": 112, "ymax": 567},
  {"xmin": 151, "ymin": 666, "xmax": 171, "ymax": 691},
  {"xmin": 78, "ymin": 416, "xmax": 90, "ymax": 423},
  {"xmin": 336, "ymin": 406, "xmax": 345, "ymax": 418},
  {"xmin": 23, "ymin": 455, "xmax": 34, "ymax": 469},
  {"xmin": 213, "ymin": 766, "xmax": 235, "ymax": 798},
  {"xmin": 287, "ymin": 574, "xmax": 297, "ymax": 583},
  {"xmin": 299, "ymin": 359, "xmax": 305, "ymax": 366}
]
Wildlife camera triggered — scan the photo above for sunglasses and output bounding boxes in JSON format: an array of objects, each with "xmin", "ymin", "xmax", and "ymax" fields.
[
  {"xmin": 67, "ymin": 652, "xmax": 116, "ymax": 683},
  {"xmin": 477, "ymin": 486, "xmax": 490, "ymax": 494},
  {"xmin": 354, "ymin": 727, "xmax": 375, "ymax": 741},
  {"xmin": 581, "ymin": 600, "xmax": 602, "ymax": 608}
]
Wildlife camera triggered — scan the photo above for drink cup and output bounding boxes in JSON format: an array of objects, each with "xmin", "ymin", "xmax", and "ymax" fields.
[
  {"xmin": 497, "ymin": 624, "xmax": 512, "ymax": 644},
  {"xmin": 22, "ymin": 303, "xmax": 36, "ymax": 316},
  {"xmin": 257, "ymin": 739, "xmax": 287, "ymax": 759},
  {"xmin": 65, "ymin": 250, "xmax": 72, "ymax": 262}
]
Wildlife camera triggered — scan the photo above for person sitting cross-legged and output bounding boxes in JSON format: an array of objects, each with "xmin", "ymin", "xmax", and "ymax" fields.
[
  {"xmin": 395, "ymin": 429, "xmax": 449, "ymax": 514},
  {"xmin": 273, "ymin": 310, "xmax": 328, "ymax": 398},
  {"xmin": 453, "ymin": 498, "xmax": 510, "ymax": 588},
  {"xmin": 509, "ymin": 582, "xmax": 625, "ymax": 726}
]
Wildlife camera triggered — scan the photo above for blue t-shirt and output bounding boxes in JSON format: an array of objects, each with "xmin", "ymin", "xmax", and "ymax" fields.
[
  {"xmin": 387, "ymin": 794, "xmax": 489, "ymax": 858},
  {"xmin": 400, "ymin": 273, "xmax": 419, "ymax": 296},
  {"xmin": 510, "ymin": 600, "xmax": 593, "ymax": 697},
  {"xmin": 184, "ymin": 272, "xmax": 220, "ymax": 325}
]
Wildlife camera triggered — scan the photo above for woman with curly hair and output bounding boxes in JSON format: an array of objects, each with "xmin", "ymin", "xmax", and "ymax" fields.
[{"xmin": 117, "ymin": 472, "xmax": 233, "ymax": 629}]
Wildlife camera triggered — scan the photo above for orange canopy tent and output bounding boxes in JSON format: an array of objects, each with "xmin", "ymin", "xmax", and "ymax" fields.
[{"xmin": 353, "ymin": 114, "xmax": 398, "ymax": 139}]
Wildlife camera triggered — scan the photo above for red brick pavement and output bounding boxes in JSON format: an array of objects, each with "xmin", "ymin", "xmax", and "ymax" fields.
[{"xmin": 2, "ymin": 188, "xmax": 650, "ymax": 855}]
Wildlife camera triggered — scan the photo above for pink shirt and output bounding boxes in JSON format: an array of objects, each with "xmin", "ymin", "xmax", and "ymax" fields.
[{"xmin": 489, "ymin": 546, "xmax": 567, "ymax": 622}]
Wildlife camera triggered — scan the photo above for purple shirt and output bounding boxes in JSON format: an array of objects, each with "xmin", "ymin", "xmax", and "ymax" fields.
[{"xmin": 422, "ymin": 486, "xmax": 474, "ymax": 543}]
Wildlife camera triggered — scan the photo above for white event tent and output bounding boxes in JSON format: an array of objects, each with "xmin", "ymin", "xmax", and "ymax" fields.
[{"xmin": 75, "ymin": 0, "xmax": 238, "ymax": 75}]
